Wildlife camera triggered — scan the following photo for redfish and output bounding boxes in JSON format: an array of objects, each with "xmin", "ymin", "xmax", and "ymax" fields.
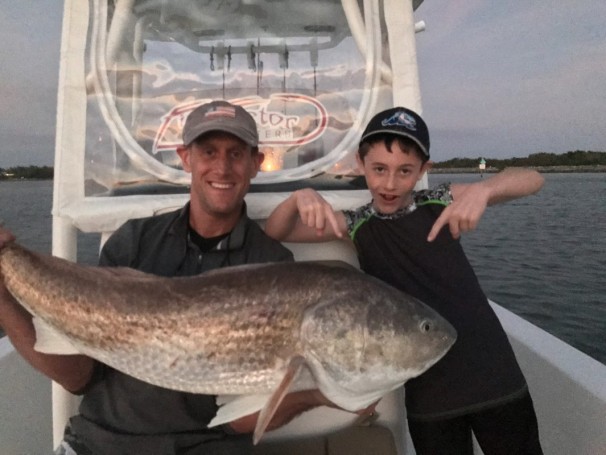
[{"xmin": 0, "ymin": 243, "xmax": 455, "ymax": 443}]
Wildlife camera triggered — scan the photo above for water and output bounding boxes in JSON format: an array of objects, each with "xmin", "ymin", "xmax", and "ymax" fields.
[
  {"xmin": 429, "ymin": 172, "xmax": 606, "ymax": 364},
  {"xmin": 0, "ymin": 180, "xmax": 101, "ymax": 263},
  {"xmin": 0, "ymin": 175, "xmax": 605, "ymax": 365}
]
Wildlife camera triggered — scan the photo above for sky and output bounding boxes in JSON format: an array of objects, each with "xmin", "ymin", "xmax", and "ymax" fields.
[{"xmin": 0, "ymin": 1, "xmax": 605, "ymax": 167}]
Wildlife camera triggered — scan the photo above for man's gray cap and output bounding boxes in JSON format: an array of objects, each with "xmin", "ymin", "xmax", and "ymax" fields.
[{"xmin": 182, "ymin": 100, "xmax": 259, "ymax": 147}]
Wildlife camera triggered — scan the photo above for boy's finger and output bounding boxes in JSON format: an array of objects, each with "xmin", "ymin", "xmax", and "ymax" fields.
[
  {"xmin": 427, "ymin": 213, "xmax": 447, "ymax": 242},
  {"xmin": 302, "ymin": 206, "xmax": 316, "ymax": 229},
  {"xmin": 449, "ymin": 220, "xmax": 461, "ymax": 239},
  {"xmin": 315, "ymin": 209, "xmax": 326, "ymax": 231},
  {"xmin": 326, "ymin": 210, "xmax": 343, "ymax": 238}
]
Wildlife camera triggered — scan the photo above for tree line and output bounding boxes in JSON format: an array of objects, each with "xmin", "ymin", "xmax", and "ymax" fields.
[
  {"xmin": 0, "ymin": 166, "xmax": 54, "ymax": 180},
  {"xmin": 432, "ymin": 150, "xmax": 606, "ymax": 169},
  {"xmin": 1, "ymin": 151, "xmax": 605, "ymax": 179}
]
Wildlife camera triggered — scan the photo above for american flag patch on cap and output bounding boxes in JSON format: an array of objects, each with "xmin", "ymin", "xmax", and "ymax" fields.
[{"xmin": 205, "ymin": 105, "xmax": 236, "ymax": 119}]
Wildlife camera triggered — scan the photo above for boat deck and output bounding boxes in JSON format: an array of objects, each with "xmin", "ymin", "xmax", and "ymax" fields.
[{"xmin": 2, "ymin": 299, "xmax": 605, "ymax": 454}]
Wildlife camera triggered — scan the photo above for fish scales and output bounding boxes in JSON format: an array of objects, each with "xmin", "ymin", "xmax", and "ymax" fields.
[
  {"xmin": 0, "ymin": 244, "xmax": 304, "ymax": 393},
  {"xmin": 0, "ymin": 242, "xmax": 456, "ymax": 402}
]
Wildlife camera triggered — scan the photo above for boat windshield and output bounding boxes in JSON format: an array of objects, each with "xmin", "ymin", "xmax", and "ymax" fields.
[{"xmin": 83, "ymin": 0, "xmax": 389, "ymax": 196}]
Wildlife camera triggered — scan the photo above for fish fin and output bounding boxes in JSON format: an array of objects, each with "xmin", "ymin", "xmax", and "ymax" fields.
[
  {"xmin": 32, "ymin": 317, "xmax": 80, "ymax": 355},
  {"xmin": 253, "ymin": 355, "xmax": 305, "ymax": 445},
  {"xmin": 208, "ymin": 394, "xmax": 270, "ymax": 428},
  {"xmin": 215, "ymin": 394, "xmax": 238, "ymax": 406}
]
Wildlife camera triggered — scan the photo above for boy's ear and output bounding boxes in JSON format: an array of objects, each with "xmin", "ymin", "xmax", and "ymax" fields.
[
  {"xmin": 421, "ymin": 160, "xmax": 433, "ymax": 174},
  {"xmin": 416, "ymin": 160, "xmax": 432, "ymax": 182},
  {"xmin": 355, "ymin": 152, "xmax": 365, "ymax": 173}
]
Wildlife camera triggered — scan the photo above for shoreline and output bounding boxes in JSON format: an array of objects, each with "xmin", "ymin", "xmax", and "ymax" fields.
[
  {"xmin": 1, "ymin": 165, "xmax": 605, "ymax": 184},
  {"xmin": 430, "ymin": 165, "xmax": 606, "ymax": 174},
  {"xmin": 0, "ymin": 163, "xmax": 606, "ymax": 182}
]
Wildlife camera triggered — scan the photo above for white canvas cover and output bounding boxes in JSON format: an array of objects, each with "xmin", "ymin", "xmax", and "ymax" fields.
[{"xmin": 50, "ymin": 0, "xmax": 425, "ymax": 450}]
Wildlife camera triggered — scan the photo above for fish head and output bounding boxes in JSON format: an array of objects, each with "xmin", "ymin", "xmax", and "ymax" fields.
[
  {"xmin": 300, "ymin": 279, "xmax": 456, "ymax": 410},
  {"xmin": 363, "ymin": 290, "xmax": 457, "ymax": 381}
]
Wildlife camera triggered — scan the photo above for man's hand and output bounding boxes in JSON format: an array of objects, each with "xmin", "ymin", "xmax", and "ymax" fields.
[
  {"xmin": 0, "ymin": 227, "xmax": 96, "ymax": 392},
  {"xmin": 0, "ymin": 226, "xmax": 16, "ymax": 308},
  {"xmin": 0, "ymin": 226, "xmax": 15, "ymax": 245}
]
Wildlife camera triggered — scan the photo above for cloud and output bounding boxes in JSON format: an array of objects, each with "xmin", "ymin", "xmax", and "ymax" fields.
[
  {"xmin": 0, "ymin": 3, "xmax": 62, "ymax": 166},
  {"xmin": 1, "ymin": 2, "xmax": 605, "ymax": 167},
  {"xmin": 415, "ymin": 1, "xmax": 606, "ymax": 160}
]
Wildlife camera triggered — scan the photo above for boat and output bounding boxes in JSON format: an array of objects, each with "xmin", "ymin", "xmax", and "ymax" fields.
[{"xmin": 1, "ymin": 1, "xmax": 605, "ymax": 453}]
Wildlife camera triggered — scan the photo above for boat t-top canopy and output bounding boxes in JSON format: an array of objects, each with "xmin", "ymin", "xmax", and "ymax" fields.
[
  {"xmin": 53, "ymin": 0, "xmax": 427, "ymax": 233},
  {"xmin": 51, "ymin": 0, "xmax": 428, "ymax": 448}
]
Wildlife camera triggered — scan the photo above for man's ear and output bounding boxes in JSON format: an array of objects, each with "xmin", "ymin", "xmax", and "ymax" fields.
[
  {"xmin": 176, "ymin": 145, "xmax": 191, "ymax": 172},
  {"xmin": 257, "ymin": 151, "xmax": 265, "ymax": 169},
  {"xmin": 250, "ymin": 151, "xmax": 264, "ymax": 178}
]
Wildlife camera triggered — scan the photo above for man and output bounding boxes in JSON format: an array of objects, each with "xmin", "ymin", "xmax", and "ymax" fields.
[{"xmin": 0, "ymin": 100, "xmax": 336, "ymax": 454}]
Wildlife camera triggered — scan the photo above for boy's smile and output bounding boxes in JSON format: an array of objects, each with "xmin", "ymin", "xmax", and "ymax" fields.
[{"xmin": 357, "ymin": 141, "xmax": 430, "ymax": 214}]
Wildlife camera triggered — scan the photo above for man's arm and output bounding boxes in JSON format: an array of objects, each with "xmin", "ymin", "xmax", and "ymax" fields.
[
  {"xmin": 265, "ymin": 189, "xmax": 348, "ymax": 242},
  {"xmin": 427, "ymin": 168, "xmax": 544, "ymax": 241},
  {"xmin": 0, "ymin": 228, "xmax": 95, "ymax": 393}
]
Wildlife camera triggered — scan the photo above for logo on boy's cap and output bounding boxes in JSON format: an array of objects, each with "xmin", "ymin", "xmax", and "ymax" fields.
[
  {"xmin": 360, "ymin": 107, "xmax": 430, "ymax": 158},
  {"xmin": 381, "ymin": 111, "xmax": 417, "ymax": 131}
]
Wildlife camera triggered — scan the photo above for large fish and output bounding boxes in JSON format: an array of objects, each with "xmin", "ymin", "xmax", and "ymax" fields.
[{"xmin": 0, "ymin": 242, "xmax": 456, "ymax": 443}]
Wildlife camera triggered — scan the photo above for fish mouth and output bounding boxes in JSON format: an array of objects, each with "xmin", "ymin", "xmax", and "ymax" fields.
[
  {"xmin": 443, "ymin": 333, "xmax": 457, "ymax": 351},
  {"xmin": 446, "ymin": 321, "xmax": 458, "ymax": 343}
]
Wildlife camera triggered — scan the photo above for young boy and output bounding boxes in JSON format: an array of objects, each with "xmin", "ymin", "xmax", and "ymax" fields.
[{"xmin": 265, "ymin": 107, "xmax": 544, "ymax": 454}]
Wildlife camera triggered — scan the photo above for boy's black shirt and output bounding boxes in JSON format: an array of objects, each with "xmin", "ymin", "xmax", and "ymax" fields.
[{"xmin": 345, "ymin": 189, "xmax": 528, "ymax": 420}]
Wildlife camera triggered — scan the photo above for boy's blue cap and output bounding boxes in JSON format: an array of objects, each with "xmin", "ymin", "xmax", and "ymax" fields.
[{"xmin": 360, "ymin": 107, "xmax": 430, "ymax": 158}]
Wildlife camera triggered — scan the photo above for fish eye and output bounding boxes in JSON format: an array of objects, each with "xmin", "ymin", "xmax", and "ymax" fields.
[{"xmin": 419, "ymin": 320, "xmax": 432, "ymax": 332}]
